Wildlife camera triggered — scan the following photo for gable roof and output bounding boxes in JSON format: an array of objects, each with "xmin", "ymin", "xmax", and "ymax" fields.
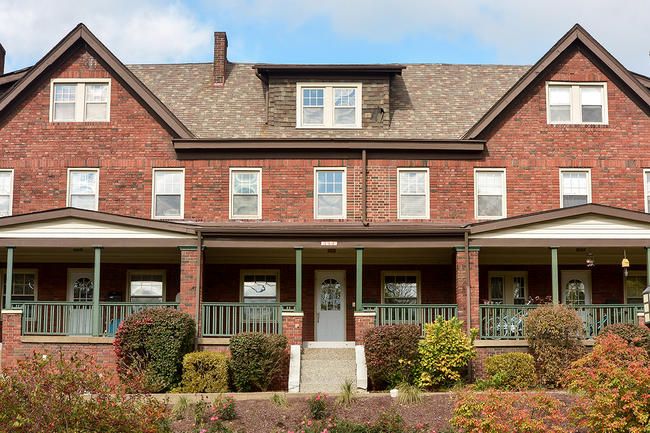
[
  {"xmin": 0, "ymin": 23, "xmax": 194, "ymax": 139},
  {"xmin": 462, "ymin": 24, "xmax": 650, "ymax": 139}
]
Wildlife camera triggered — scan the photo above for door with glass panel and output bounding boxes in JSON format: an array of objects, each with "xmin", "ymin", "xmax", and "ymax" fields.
[
  {"xmin": 68, "ymin": 271, "xmax": 94, "ymax": 336},
  {"xmin": 487, "ymin": 273, "xmax": 528, "ymax": 338},
  {"xmin": 315, "ymin": 271, "xmax": 345, "ymax": 341},
  {"xmin": 561, "ymin": 271, "xmax": 591, "ymax": 305}
]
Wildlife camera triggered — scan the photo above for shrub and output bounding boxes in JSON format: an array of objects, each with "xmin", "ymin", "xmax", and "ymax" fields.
[
  {"xmin": 364, "ymin": 324, "xmax": 421, "ymax": 388},
  {"xmin": 524, "ymin": 303, "xmax": 585, "ymax": 387},
  {"xmin": 416, "ymin": 316, "xmax": 477, "ymax": 389},
  {"xmin": 229, "ymin": 332, "xmax": 288, "ymax": 392},
  {"xmin": 566, "ymin": 333, "xmax": 650, "ymax": 432},
  {"xmin": 175, "ymin": 351, "xmax": 229, "ymax": 393},
  {"xmin": 451, "ymin": 388, "xmax": 568, "ymax": 432},
  {"xmin": 598, "ymin": 322, "xmax": 650, "ymax": 355},
  {"xmin": 113, "ymin": 307, "xmax": 196, "ymax": 392},
  {"xmin": 306, "ymin": 393, "xmax": 329, "ymax": 420},
  {"xmin": 0, "ymin": 350, "xmax": 170, "ymax": 432},
  {"xmin": 484, "ymin": 352, "xmax": 537, "ymax": 390}
]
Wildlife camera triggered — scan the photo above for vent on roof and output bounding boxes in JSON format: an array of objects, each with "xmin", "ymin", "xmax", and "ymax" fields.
[{"xmin": 213, "ymin": 32, "xmax": 228, "ymax": 86}]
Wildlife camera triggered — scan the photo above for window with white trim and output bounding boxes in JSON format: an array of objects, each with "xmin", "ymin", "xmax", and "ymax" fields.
[
  {"xmin": 560, "ymin": 169, "xmax": 591, "ymax": 208},
  {"xmin": 1, "ymin": 270, "xmax": 37, "ymax": 310},
  {"xmin": 297, "ymin": 83, "xmax": 362, "ymax": 128},
  {"xmin": 241, "ymin": 270, "xmax": 279, "ymax": 303},
  {"xmin": 50, "ymin": 79, "xmax": 110, "ymax": 122},
  {"xmin": 475, "ymin": 169, "xmax": 506, "ymax": 219},
  {"xmin": 315, "ymin": 168, "xmax": 346, "ymax": 219},
  {"xmin": 67, "ymin": 169, "xmax": 98, "ymax": 211},
  {"xmin": 488, "ymin": 272, "xmax": 528, "ymax": 304},
  {"xmin": 152, "ymin": 169, "xmax": 184, "ymax": 219},
  {"xmin": 0, "ymin": 170, "xmax": 13, "ymax": 217},
  {"xmin": 644, "ymin": 170, "xmax": 650, "ymax": 213},
  {"xmin": 547, "ymin": 83, "xmax": 607, "ymax": 124},
  {"xmin": 625, "ymin": 272, "xmax": 645, "ymax": 304},
  {"xmin": 230, "ymin": 169, "xmax": 261, "ymax": 219},
  {"xmin": 398, "ymin": 169, "xmax": 429, "ymax": 219},
  {"xmin": 382, "ymin": 271, "xmax": 420, "ymax": 304},
  {"xmin": 127, "ymin": 270, "xmax": 165, "ymax": 303}
]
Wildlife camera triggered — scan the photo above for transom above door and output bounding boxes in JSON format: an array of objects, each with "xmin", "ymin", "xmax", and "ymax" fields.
[{"xmin": 315, "ymin": 270, "xmax": 346, "ymax": 341}]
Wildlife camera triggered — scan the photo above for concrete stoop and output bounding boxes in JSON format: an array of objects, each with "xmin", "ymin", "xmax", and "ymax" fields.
[{"xmin": 288, "ymin": 341, "xmax": 367, "ymax": 394}]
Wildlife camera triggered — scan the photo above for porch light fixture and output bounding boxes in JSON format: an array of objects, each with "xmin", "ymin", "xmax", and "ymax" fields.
[
  {"xmin": 586, "ymin": 253, "xmax": 595, "ymax": 267},
  {"xmin": 622, "ymin": 250, "xmax": 630, "ymax": 277},
  {"xmin": 643, "ymin": 286, "xmax": 650, "ymax": 328}
]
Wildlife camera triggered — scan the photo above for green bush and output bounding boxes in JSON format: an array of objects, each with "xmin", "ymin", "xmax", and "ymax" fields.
[
  {"xmin": 174, "ymin": 351, "xmax": 229, "ymax": 393},
  {"xmin": 484, "ymin": 352, "xmax": 538, "ymax": 390},
  {"xmin": 0, "ymin": 350, "xmax": 170, "ymax": 432},
  {"xmin": 364, "ymin": 323, "xmax": 421, "ymax": 388},
  {"xmin": 416, "ymin": 316, "xmax": 477, "ymax": 389},
  {"xmin": 598, "ymin": 322, "xmax": 650, "ymax": 355},
  {"xmin": 306, "ymin": 393, "xmax": 329, "ymax": 420},
  {"xmin": 229, "ymin": 332, "xmax": 288, "ymax": 392},
  {"xmin": 566, "ymin": 333, "xmax": 650, "ymax": 432},
  {"xmin": 524, "ymin": 303, "xmax": 585, "ymax": 387},
  {"xmin": 113, "ymin": 307, "xmax": 196, "ymax": 392}
]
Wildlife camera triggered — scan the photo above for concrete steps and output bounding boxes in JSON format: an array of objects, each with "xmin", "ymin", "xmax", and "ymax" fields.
[{"xmin": 298, "ymin": 342, "xmax": 359, "ymax": 394}]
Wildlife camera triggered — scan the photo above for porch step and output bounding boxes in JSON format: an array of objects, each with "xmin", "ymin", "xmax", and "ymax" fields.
[{"xmin": 299, "ymin": 347, "xmax": 357, "ymax": 394}]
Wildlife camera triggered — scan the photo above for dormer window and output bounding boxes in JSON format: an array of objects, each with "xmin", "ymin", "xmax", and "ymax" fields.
[
  {"xmin": 547, "ymin": 82, "xmax": 607, "ymax": 124},
  {"xmin": 50, "ymin": 79, "xmax": 110, "ymax": 122},
  {"xmin": 297, "ymin": 83, "xmax": 362, "ymax": 128}
]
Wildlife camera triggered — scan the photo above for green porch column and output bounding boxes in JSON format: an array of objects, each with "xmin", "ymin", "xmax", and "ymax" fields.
[
  {"xmin": 4, "ymin": 246, "xmax": 15, "ymax": 309},
  {"xmin": 294, "ymin": 247, "xmax": 303, "ymax": 313},
  {"xmin": 646, "ymin": 247, "xmax": 650, "ymax": 287},
  {"xmin": 356, "ymin": 246, "xmax": 364, "ymax": 313},
  {"xmin": 92, "ymin": 246, "xmax": 102, "ymax": 336},
  {"xmin": 550, "ymin": 247, "xmax": 559, "ymax": 305}
]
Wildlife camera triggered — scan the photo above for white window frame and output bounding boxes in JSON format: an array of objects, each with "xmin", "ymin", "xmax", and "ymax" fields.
[
  {"xmin": 314, "ymin": 167, "xmax": 347, "ymax": 219},
  {"xmin": 240, "ymin": 270, "xmax": 280, "ymax": 303},
  {"xmin": 397, "ymin": 168, "xmax": 429, "ymax": 219},
  {"xmin": 229, "ymin": 168, "xmax": 262, "ymax": 219},
  {"xmin": 1, "ymin": 269, "xmax": 38, "ymax": 310},
  {"xmin": 546, "ymin": 82, "xmax": 608, "ymax": 125},
  {"xmin": 152, "ymin": 168, "xmax": 185, "ymax": 219},
  {"xmin": 126, "ymin": 270, "xmax": 166, "ymax": 303},
  {"xmin": 488, "ymin": 271, "xmax": 528, "ymax": 304},
  {"xmin": 49, "ymin": 78, "xmax": 111, "ymax": 122},
  {"xmin": 381, "ymin": 271, "xmax": 421, "ymax": 304},
  {"xmin": 624, "ymin": 271, "xmax": 645, "ymax": 305},
  {"xmin": 0, "ymin": 169, "xmax": 14, "ymax": 217},
  {"xmin": 560, "ymin": 169, "xmax": 591, "ymax": 208},
  {"xmin": 474, "ymin": 169, "xmax": 507, "ymax": 219},
  {"xmin": 644, "ymin": 169, "xmax": 650, "ymax": 213},
  {"xmin": 67, "ymin": 168, "xmax": 99, "ymax": 211},
  {"xmin": 296, "ymin": 83, "xmax": 362, "ymax": 129}
]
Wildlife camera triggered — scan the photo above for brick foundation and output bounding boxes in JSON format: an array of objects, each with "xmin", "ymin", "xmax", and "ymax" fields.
[
  {"xmin": 354, "ymin": 312, "xmax": 375, "ymax": 344},
  {"xmin": 282, "ymin": 312, "xmax": 304, "ymax": 346}
]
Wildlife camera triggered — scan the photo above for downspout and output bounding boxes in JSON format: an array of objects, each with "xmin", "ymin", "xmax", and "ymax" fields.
[
  {"xmin": 362, "ymin": 149, "xmax": 369, "ymax": 226},
  {"xmin": 464, "ymin": 231, "xmax": 471, "ymax": 338},
  {"xmin": 195, "ymin": 230, "xmax": 203, "ymax": 352}
]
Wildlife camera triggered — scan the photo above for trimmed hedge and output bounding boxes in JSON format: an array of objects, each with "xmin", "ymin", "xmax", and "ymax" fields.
[
  {"xmin": 175, "ymin": 351, "xmax": 229, "ymax": 393},
  {"xmin": 364, "ymin": 324, "xmax": 421, "ymax": 388},
  {"xmin": 229, "ymin": 332, "xmax": 288, "ymax": 392},
  {"xmin": 113, "ymin": 307, "xmax": 196, "ymax": 392},
  {"xmin": 485, "ymin": 352, "xmax": 537, "ymax": 390}
]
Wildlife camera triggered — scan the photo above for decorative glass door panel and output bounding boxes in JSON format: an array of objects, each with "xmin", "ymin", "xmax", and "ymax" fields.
[
  {"xmin": 315, "ymin": 271, "xmax": 345, "ymax": 341},
  {"xmin": 68, "ymin": 271, "xmax": 93, "ymax": 336}
]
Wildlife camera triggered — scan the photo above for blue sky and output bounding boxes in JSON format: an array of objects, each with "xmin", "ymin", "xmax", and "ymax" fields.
[{"xmin": 1, "ymin": 0, "xmax": 650, "ymax": 75}]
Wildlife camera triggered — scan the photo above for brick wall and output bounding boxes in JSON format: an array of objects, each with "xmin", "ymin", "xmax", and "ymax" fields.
[{"xmin": 455, "ymin": 249, "xmax": 480, "ymax": 334}]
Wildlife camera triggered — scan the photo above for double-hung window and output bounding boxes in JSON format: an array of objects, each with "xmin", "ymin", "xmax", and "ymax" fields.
[
  {"xmin": 475, "ymin": 169, "xmax": 506, "ymax": 219},
  {"xmin": 230, "ymin": 169, "xmax": 261, "ymax": 219},
  {"xmin": 398, "ymin": 169, "xmax": 429, "ymax": 218},
  {"xmin": 67, "ymin": 169, "xmax": 98, "ymax": 211},
  {"xmin": 315, "ymin": 168, "xmax": 346, "ymax": 219},
  {"xmin": 297, "ymin": 83, "xmax": 362, "ymax": 128},
  {"xmin": 0, "ymin": 170, "xmax": 13, "ymax": 217},
  {"xmin": 644, "ymin": 170, "xmax": 650, "ymax": 213},
  {"xmin": 625, "ymin": 272, "xmax": 645, "ymax": 304},
  {"xmin": 152, "ymin": 169, "xmax": 184, "ymax": 219},
  {"xmin": 560, "ymin": 169, "xmax": 590, "ymax": 208},
  {"xmin": 241, "ymin": 270, "xmax": 279, "ymax": 322},
  {"xmin": 50, "ymin": 79, "xmax": 110, "ymax": 122},
  {"xmin": 547, "ymin": 82, "xmax": 607, "ymax": 124},
  {"xmin": 382, "ymin": 271, "xmax": 420, "ymax": 304},
  {"xmin": 128, "ymin": 270, "xmax": 165, "ymax": 303},
  {"xmin": 1, "ymin": 270, "xmax": 37, "ymax": 310}
]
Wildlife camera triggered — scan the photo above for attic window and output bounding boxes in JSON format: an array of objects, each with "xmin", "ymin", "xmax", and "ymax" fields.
[
  {"xmin": 297, "ymin": 83, "xmax": 362, "ymax": 129},
  {"xmin": 50, "ymin": 79, "xmax": 110, "ymax": 122},
  {"xmin": 547, "ymin": 82, "xmax": 607, "ymax": 124}
]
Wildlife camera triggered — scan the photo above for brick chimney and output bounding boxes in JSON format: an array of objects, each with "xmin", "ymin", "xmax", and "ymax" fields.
[
  {"xmin": 0, "ymin": 44, "xmax": 5, "ymax": 75},
  {"xmin": 213, "ymin": 32, "xmax": 228, "ymax": 86}
]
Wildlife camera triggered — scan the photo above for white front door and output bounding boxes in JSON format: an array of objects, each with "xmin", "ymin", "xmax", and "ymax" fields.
[
  {"xmin": 561, "ymin": 270, "xmax": 591, "ymax": 305},
  {"xmin": 315, "ymin": 271, "xmax": 346, "ymax": 341},
  {"xmin": 68, "ymin": 270, "xmax": 94, "ymax": 336}
]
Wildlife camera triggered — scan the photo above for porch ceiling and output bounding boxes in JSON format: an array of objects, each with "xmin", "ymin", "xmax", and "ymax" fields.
[
  {"xmin": 478, "ymin": 246, "xmax": 649, "ymax": 266},
  {"xmin": 0, "ymin": 247, "xmax": 182, "ymax": 264}
]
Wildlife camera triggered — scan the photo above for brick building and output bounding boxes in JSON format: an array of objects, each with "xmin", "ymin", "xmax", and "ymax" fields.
[{"xmin": 1, "ymin": 23, "xmax": 649, "ymax": 378}]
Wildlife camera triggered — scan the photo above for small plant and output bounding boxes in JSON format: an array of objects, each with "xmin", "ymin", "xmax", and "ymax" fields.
[
  {"xmin": 364, "ymin": 324, "xmax": 421, "ymax": 389},
  {"xmin": 174, "ymin": 351, "xmax": 229, "ymax": 393},
  {"xmin": 229, "ymin": 332, "xmax": 288, "ymax": 392},
  {"xmin": 269, "ymin": 393, "xmax": 291, "ymax": 409},
  {"xmin": 396, "ymin": 382, "xmax": 424, "ymax": 406},
  {"xmin": 484, "ymin": 352, "xmax": 537, "ymax": 390},
  {"xmin": 335, "ymin": 379, "xmax": 357, "ymax": 407},
  {"xmin": 212, "ymin": 395, "xmax": 236, "ymax": 421},
  {"xmin": 172, "ymin": 396, "xmax": 191, "ymax": 420},
  {"xmin": 306, "ymin": 393, "xmax": 329, "ymax": 420}
]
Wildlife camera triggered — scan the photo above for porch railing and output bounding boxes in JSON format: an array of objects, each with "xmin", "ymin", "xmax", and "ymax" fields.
[
  {"xmin": 12, "ymin": 302, "xmax": 179, "ymax": 337},
  {"xmin": 201, "ymin": 302, "xmax": 296, "ymax": 337},
  {"xmin": 363, "ymin": 304, "xmax": 458, "ymax": 335},
  {"xmin": 480, "ymin": 304, "xmax": 642, "ymax": 340}
]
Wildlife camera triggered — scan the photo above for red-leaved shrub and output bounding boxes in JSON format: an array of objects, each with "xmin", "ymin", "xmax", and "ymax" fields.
[{"xmin": 364, "ymin": 324, "xmax": 421, "ymax": 389}]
